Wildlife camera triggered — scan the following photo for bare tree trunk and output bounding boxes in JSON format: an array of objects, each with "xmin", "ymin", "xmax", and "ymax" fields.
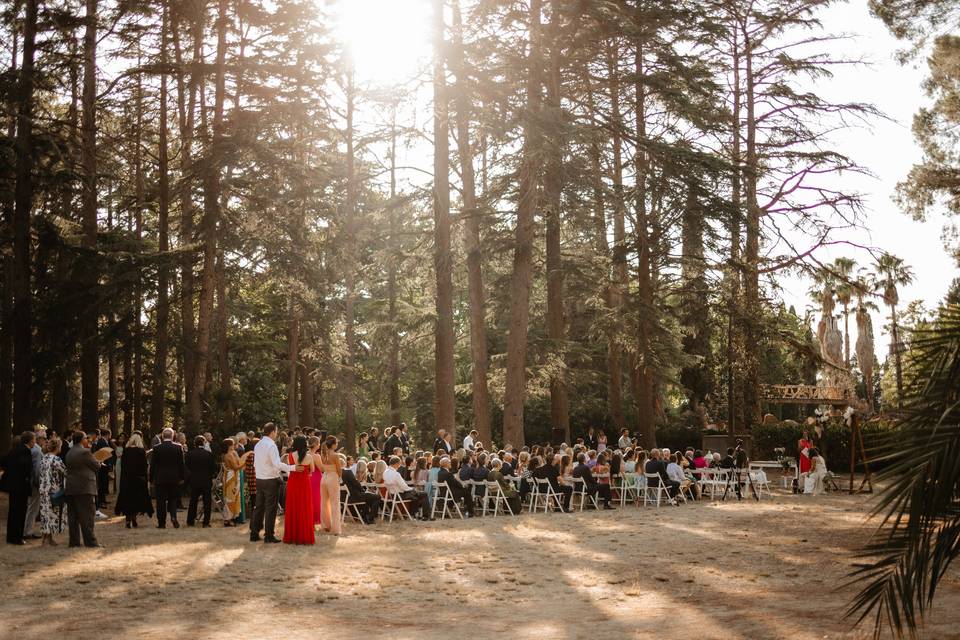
[
  {"xmin": 433, "ymin": 0, "xmax": 456, "ymax": 439},
  {"xmin": 451, "ymin": 0, "xmax": 491, "ymax": 446},
  {"xmin": 215, "ymin": 249, "xmax": 233, "ymax": 431},
  {"xmin": 150, "ymin": 4, "xmax": 171, "ymax": 439},
  {"xmin": 891, "ymin": 304, "xmax": 903, "ymax": 410},
  {"xmin": 106, "ymin": 181, "xmax": 118, "ymax": 434},
  {"xmin": 300, "ymin": 358, "xmax": 314, "ymax": 429},
  {"xmin": 727, "ymin": 14, "xmax": 744, "ymax": 435},
  {"xmin": 287, "ymin": 297, "xmax": 300, "ymax": 429},
  {"xmin": 133, "ymin": 66, "xmax": 145, "ymax": 433},
  {"xmin": 188, "ymin": 0, "xmax": 228, "ymax": 434},
  {"xmin": 544, "ymin": 0, "xmax": 568, "ymax": 442},
  {"xmin": 606, "ymin": 40, "xmax": 627, "ymax": 433},
  {"xmin": 79, "ymin": 0, "xmax": 99, "ymax": 432},
  {"xmin": 742, "ymin": 25, "xmax": 762, "ymax": 428},
  {"xmin": 501, "ymin": 0, "xmax": 543, "ymax": 450}
]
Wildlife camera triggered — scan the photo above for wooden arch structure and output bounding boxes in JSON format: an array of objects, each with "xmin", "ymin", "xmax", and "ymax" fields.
[{"xmin": 758, "ymin": 384, "xmax": 872, "ymax": 494}]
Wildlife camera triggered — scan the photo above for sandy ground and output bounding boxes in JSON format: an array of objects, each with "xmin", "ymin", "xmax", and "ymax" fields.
[{"xmin": 2, "ymin": 483, "xmax": 959, "ymax": 640}]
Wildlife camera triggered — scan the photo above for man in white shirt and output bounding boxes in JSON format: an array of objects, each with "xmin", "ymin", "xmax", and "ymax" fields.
[
  {"xmin": 463, "ymin": 430, "xmax": 478, "ymax": 452},
  {"xmin": 383, "ymin": 456, "xmax": 429, "ymax": 520},
  {"xmin": 617, "ymin": 429, "xmax": 632, "ymax": 450},
  {"xmin": 250, "ymin": 422, "xmax": 298, "ymax": 543}
]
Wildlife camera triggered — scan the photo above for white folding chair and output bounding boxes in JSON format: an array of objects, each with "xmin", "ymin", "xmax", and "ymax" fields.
[
  {"xmin": 430, "ymin": 481, "xmax": 464, "ymax": 520},
  {"xmin": 571, "ymin": 477, "xmax": 599, "ymax": 511},
  {"xmin": 643, "ymin": 472, "xmax": 671, "ymax": 507},
  {"xmin": 383, "ymin": 487, "xmax": 413, "ymax": 522},
  {"xmin": 620, "ymin": 472, "xmax": 642, "ymax": 507},
  {"xmin": 535, "ymin": 478, "xmax": 564, "ymax": 513},
  {"xmin": 748, "ymin": 467, "xmax": 771, "ymax": 497},
  {"xmin": 526, "ymin": 476, "xmax": 542, "ymax": 512},
  {"xmin": 483, "ymin": 481, "xmax": 516, "ymax": 516},
  {"xmin": 340, "ymin": 484, "xmax": 366, "ymax": 525}
]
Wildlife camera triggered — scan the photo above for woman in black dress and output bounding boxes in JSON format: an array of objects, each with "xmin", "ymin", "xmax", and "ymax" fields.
[{"xmin": 115, "ymin": 432, "xmax": 154, "ymax": 527}]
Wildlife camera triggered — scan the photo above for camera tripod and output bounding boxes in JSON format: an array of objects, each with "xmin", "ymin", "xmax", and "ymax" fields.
[{"xmin": 721, "ymin": 464, "xmax": 760, "ymax": 501}]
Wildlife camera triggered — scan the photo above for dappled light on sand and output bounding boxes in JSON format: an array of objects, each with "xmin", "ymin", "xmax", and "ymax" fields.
[{"xmin": 3, "ymin": 491, "xmax": 960, "ymax": 639}]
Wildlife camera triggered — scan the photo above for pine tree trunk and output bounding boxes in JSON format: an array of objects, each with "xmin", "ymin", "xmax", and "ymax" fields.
[
  {"xmin": 300, "ymin": 358, "xmax": 314, "ymax": 430},
  {"xmin": 607, "ymin": 40, "xmax": 627, "ymax": 433},
  {"xmin": 133, "ymin": 67, "xmax": 145, "ymax": 434},
  {"xmin": 544, "ymin": 0, "xmax": 569, "ymax": 443},
  {"xmin": 79, "ymin": 0, "xmax": 99, "ymax": 432},
  {"xmin": 387, "ymin": 104, "xmax": 402, "ymax": 427},
  {"xmin": 634, "ymin": 42, "xmax": 656, "ymax": 449},
  {"xmin": 452, "ymin": 0, "xmax": 491, "ymax": 446},
  {"xmin": 501, "ymin": 0, "xmax": 543, "ymax": 450},
  {"xmin": 150, "ymin": 4, "xmax": 171, "ymax": 439},
  {"xmin": 742, "ymin": 28, "xmax": 762, "ymax": 429},
  {"xmin": 727, "ymin": 16, "xmax": 744, "ymax": 435},
  {"xmin": 433, "ymin": 0, "xmax": 456, "ymax": 439},
  {"xmin": 215, "ymin": 248, "xmax": 232, "ymax": 431},
  {"xmin": 189, "ymin": 0, "xmax": 228, "ymax": 434},
  {"xmin": 287, "ymin": 298, "xmax": 300, "ymax": 429},
  {"xmin": 342, "ymin": 67, "xmax": 358, "ymax": 454},
  {"xmin": 1, "ymin": 7, "xmax": 20, "ymax": 448}
]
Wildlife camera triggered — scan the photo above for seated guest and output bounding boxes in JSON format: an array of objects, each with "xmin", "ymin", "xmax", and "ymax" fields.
[
  {"xmin": 719, "ymin": 447, "xmax": 737, "ymax": 470},
  {"xmin": 645, "ymin": 449, "xmax": 679, "ymax": 500},
  {"xmin": 383, "ymin": 456, "xmax": 430, "ymax": 521},
  {"xmin": 538, "ymin": 454, "xmax": 572, "ymax": 512},
  {"xmin": 344, "ymin": 463, "xmax": 382, "ymax": 524},
  {"xmin": 414, "ymin": 457, "xmax": 430, "ymax": 486},
  {"xmin": 692, "ymin": 450, "xmax": 708, "ymax": 469},
  {"xmin": 459, "ymin": 452, "xmax": 476, "ymax": 482},
  {"xmin": 501, "ymin": 452, "xmax": 516, "ymax": 476},
  {"xmin": 666, "ymin": 453, "xmax": 691, "ymax": 500},
  {"xmin": 710, "ymin": 452, "xmax": 722, "ymax": 468},
  {"xmin": 472, "ymin": 452, "xmax": 490, "ymax": 499},
  {"xmin": 520, "ymin": 455, "xmax": 539, "ymax": 502},
  {"xmin": 488, "ymin": 459, "xmax": 521, "ymax": 515},
  {"xmin": 585, "ymin": 450, "xmax": 598, "ymax": 469},
  {"xmin": 437, "ymin": 457, "xmax": 473, "ymax": 516},
  {"xmin": 572, "ymin": 453, "xmax": 613, "ymax": 509},
  {"xmin": 802, "ymin": 448, "xmax": 828, "ymax": 495},
  {"xmin": 623, "ymin": 450, "xmax": 637, "ymax": 473},
  {"xmin": 425, "ymin": 456, "xmax": 442, "ymax": 503}
]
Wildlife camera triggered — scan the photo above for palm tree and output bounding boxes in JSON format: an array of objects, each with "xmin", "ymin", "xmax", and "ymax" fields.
[
  {"xmin": 874, "ymin": 253, "xmax": 915, "ymax": 411},
  {"xmin": 848, "ymin": 304, "xmax": 960, "ymax": 638},
  {"xmin": 833, "ymin": 257, "xmax": 857, "ymax": 368},
  {"xmin": 853, "ymin": 272, "xmax": 878, "ymax": 413}
]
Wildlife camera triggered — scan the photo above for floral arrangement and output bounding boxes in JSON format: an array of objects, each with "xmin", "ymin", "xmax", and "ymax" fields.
[{"xmin": 773, "ymin": 447, "xmax": 795, "ymax": 470}]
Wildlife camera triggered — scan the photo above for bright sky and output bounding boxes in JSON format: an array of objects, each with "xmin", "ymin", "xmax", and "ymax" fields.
[{"xmin": 330, "ymin": 0, "xmax": 957, "ymax": 363}]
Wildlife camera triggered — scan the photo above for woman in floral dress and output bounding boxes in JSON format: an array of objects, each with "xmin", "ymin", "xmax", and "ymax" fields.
[{"xmin": 38, "ymin": 438, "xmax": 66, "ymax": 545}]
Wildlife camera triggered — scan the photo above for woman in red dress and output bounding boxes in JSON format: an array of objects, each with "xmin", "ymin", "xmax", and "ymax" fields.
[
  {"xmin": 798, "ymin": 429, "xmax": 814, "ymax": 475},
  {"xmin": 282, "ymin": 436, "xmax": 316, "ymax": 545}
]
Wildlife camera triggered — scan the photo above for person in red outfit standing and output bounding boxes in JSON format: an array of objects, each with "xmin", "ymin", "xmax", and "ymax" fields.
[{"xmin": 282, "ymin": 436, "xmax": 317, "ymax": 545}]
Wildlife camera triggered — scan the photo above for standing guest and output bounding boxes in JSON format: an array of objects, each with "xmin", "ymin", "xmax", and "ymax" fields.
[
  {"xmin": 38, "ymin": 438, "xmax": 66, "ymax": 545},
  {"xmin": 344, "ymin": 463, "xmax": 381, "ymax": 524},
  {"xmin": 250, "ymin": 422, "xmax": 298, "ymax": 543},
  {"xmin": 368, "ymin": 427, "xmax": 381, "ymax": 452},
  {"xmin": 64, "ymin": 431, "xmax": 102, "ymax": 548},
  {"xmin": 113, "ymin": 433, "xmax": 126, "ymax": 495},
  {"xmin": 432, "ymin": 429, "xmax": 447, "ymax": 455},
  {"xmin": 463, "ymin": 430, "xmax": 478, "ymax": 452},
  {"xmin": 798, "ymin": 429, "xmax": 814, "ymax": 476},
  {"xmin": 383, "ymin": 456, "xmax": 429, "ymax": 520},
  {"xmin": 202, "ymin": 432, "xmax": 213, "ymax": 452},
  {"xmin": 617, "ymin": 429, "xmax": 631, "ymax": 450},
  {"xmin": 185, "ymin": 435, "xmax": 218, "ymax": 528},
  {"xmin": 443, "ymin": 431, "xmax": 454, "ymax": 454},
  {"xmin": 115, "ymin": 433, "xmax": 153, "ymax": 528},
  {"xmin": 4, "ymin": 431, "xmax": 35, "ymax": 544},
  {"xmin": 584, "ymin": 427, "xmax": 598, "ymax": 450},
  {"xmin": 91, "ymin": 428, "xmax": 113, "ymax": 511},
  {"xmin": 151, "ymin": 428, "xmax": 186, "ymax": 529},
  {"xmin": 234, "ymin": 433, "xmax": 250, "ymax": 523},
  {"xmin": 307, "ymin": 436, "xmax": 323, "ymax": 530},
  {"xmin": 317, "ymin": 436, "xmax": 343, "ymax": 535},
  {"xmin": 357, "ymin": 432, "xmax": 370, "ymax": 459},
  {"xmin": 221, "ymin": 438, "xmax": 251, "ymax": 526},
  {"xmin": 23, "ymin": 428, "xmax": 45, "ymax": 539},
  {"xmin": 398, "ymin": 423, "xmax": 410, "ymax": 454},
  {"xmin": 382, "ymin": 427, "xmax": 402, "ymax": 456},
  {"xmin": 282, "ymin": 436, "xmax": 317, "ymax": 545},
  {"xmin": 244, "ymin": 440, "xmax": 258, "ymax": 516},
  {"xmin": 597, "ymin": 431, "xmax": 608, "ymax": 454}
]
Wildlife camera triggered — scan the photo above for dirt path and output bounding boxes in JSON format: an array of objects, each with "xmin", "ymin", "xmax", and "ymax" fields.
[{"xmin": 2, "ymin": 490, "xmax": 958, "ymax": 639}]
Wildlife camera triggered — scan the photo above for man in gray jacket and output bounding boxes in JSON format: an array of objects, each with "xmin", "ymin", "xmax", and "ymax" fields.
[{"xmin": 65, "ymin": 431, "xmax": 102, "ymax": 548}]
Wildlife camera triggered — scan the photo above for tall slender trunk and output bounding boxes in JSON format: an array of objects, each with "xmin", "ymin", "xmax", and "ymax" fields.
[
  {"xmin": 132, "ymin": 66, "xmax": 145, "ymax": 433},
  {"xmin": 451, "ymin": 0, "xmax": 491, "ymax": 444},
  {"xmin": 501, "ymin": 0, "xmax": 543, "ymax": 449},
  {"xmin": 607, "ymin": 40, "xmax": 627, "ymax": 432},
  {"xmin": 727, "ymin": 15, "xmax": 744, "ymax": 435},
  {"xmin": 188, "ymin": 0, "xmax": 228, "ymax": 433},
  {"xmin": 342, "ymin": 66, "xmax": 358, "ymax": 454},
  {"xmin": 150, "ymin": 4, "xmax": 171, "ymax": 438},
  {"xmin": 544, "ymin": 0, "xmax": 568, "ymax": 442},
  {"xmin": 1, "ymin": 3, "xmax": 21, "ymax": 448},
  {"xmin": 891, "ymin": 304, "xmax": 903, "ymax": 410},
  {"xmin": 79, "ymin": 0, "xmax": 99, "ymax": 431},
  {"xmin": 300, "ymin": 357, "xmax": 315, "ymax": 429},
  {"xmin": 173, "ymin": 4, "xmax": 200, "ymax": 428},
  {"xmin": 742, "ymin": 23, "xmax": 762, "ymax": 428},
  {"xmin": 387, "ymin": 103, "xmax": 402, "ymax": 427},
  {"xmin": 216, "ymin": 249, "xmax": 233, "ymax": 431},
  {"xmin": 843, "ymin": 301, "xmax": 850, "ymax": 369},
  {"xmin": 433, "ymin": 0, "xmax": 456, "ymax": 438},
  {"xmin": 106, "ymin": 181, "xmax": 118, "ymax": 434},
  {"xmin": 287, "ymin": 297, "xmax": 300, "ymax": 429},
  {"xmin": 634, "ymin": 40, "xmax": 656, "ymax": 449}
]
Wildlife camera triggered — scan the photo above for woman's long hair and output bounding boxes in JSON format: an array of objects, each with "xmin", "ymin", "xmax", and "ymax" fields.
[{"xmin": 292, "ymin": 436, "xmax": 309, "ymax": 464}]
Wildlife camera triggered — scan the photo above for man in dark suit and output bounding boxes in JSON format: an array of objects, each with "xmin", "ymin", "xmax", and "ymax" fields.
[
  {"xmin": 4, "ymin": 431, "xmax": 35, "ymax": 544},
  {"xmin": 64, "ymin": 431, "xmax": 102, "ymax": 547},
  {"xmin": 150, "ymin": 428, "xmax": 186, "ymax": 529},
  {"xmin": 342, "ymin": 467, "xmax": 381, "ymax": 524},
  {"xmin": 572, "ymin": 452, "xmax": 613, "ymax": 509},
  {"xmin": 383, "ymin": 427, "xmax": 402, "ymax": 456},
  {"xmin": 645, "ymin": 449, "xmax": 678, "ymax": 498},
  {"xmin": 91, "ymin": 428, "xmax": 113, "ymax": 509},
  {"xmin": 185, "ymin": 435, "xmax": 218, "ymax": 527},
  {"xmin": 437, "ymin": 457, "xmax": 473, "ymax": 516},
  {"xmin": 536, "ymin": 454, "xmax": 573, "ymax": 512},
  {"xmin": 398, "ymin": 423, "xmax": 410, "ymax": 454},
  {"xmin": 432, "ymin": 429, "xmax": 447, "ymax": 455}
]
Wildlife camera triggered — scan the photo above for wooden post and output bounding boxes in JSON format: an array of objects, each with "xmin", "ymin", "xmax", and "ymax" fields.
[{"xmin": 848, "ymin": 412, "xmax": 856, "ymax": 493}]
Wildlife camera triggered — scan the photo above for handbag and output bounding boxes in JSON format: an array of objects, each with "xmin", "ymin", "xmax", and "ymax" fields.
[{"xmin": 51, "ymin": 487, "xmax": 66, "ymax": 508}]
